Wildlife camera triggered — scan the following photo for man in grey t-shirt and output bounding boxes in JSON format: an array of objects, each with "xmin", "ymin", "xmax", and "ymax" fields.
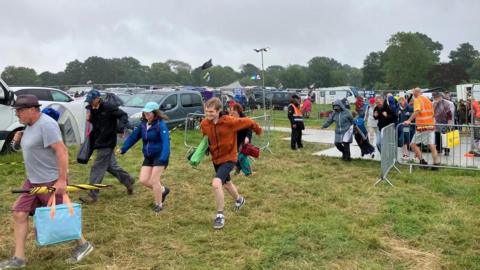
[{"xmin": 0, "ymin": 95, "xmax": 93, "ymax": 269}]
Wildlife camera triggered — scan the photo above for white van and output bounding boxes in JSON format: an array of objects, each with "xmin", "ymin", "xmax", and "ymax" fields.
[{"xmin": 313, "ymin": 86, "xmax": 357, "ymax": 104}]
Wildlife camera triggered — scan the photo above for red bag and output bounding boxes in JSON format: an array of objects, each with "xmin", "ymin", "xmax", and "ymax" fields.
[{"xmin": 240, "ymin": 143, "xmax": 260, "ymax": 158}]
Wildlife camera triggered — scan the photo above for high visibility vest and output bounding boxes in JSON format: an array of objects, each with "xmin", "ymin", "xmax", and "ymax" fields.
[
  {"xmin": 290, "ymin": 104, "xmax": 304, "ymax": 122},
  {"xmin": 415, "ymin": 95, "xmax": 435, "ymax": 131}
]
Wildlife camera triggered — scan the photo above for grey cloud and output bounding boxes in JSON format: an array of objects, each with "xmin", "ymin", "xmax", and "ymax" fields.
[{"xmin": 1, "ymin": 0, "xmax": 479, "ymax": 73}]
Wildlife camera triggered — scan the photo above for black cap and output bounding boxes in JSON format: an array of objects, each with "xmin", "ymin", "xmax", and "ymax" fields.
[{"xmin": 13, "ymin": 95, "xmax": 41, "ymax": 109}]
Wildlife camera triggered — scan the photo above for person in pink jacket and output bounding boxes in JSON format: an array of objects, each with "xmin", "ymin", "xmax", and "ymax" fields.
[{"xmin": 301, "ymin": 97, "xmax": 312, "ymax": 118}]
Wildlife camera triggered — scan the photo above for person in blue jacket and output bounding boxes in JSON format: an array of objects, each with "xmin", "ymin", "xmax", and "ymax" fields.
[{"xmin": 117, "ymin": 102, "xmax": 171, "ymax": 213}]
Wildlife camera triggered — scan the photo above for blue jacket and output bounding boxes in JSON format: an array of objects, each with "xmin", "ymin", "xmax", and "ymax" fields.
[{"xmin": 120, "ymin": 119, "xmax": 170, "ymax": 161}]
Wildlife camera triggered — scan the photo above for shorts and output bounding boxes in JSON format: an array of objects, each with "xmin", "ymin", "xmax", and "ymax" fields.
[
  {"xmin": 213, "ymin": 161, "xmax": 235, "ymax": 184},
  {"xmin": 142, "ymin": 156, "xmax": 169, "ymax": 168},
  {"xmin": 411, "ymin": 130, "xmax": 434, "ymax": 145},
  {"xmin": 12, "ymin": 180, "xmax": 63, "ymax": 216}
]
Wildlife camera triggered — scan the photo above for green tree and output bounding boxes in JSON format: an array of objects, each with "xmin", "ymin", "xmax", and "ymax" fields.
[
  {"xmin": 165, "ymin": 60, "xmax": 192, "ymax": 85},
  {"xmin": 449, "ymin": 43, "xmax": 480, "ymax": 71},
  {"xmin": 1, "ymin": 66, "xmax": 41, "ymax": 85},
  {"xmin": 81, "ymin": 56, "xmax": 115, "ymax": 84},
  {"xmin": 110, "ymin": 57, "xmax": 149, "ymax": 84},
  {"xmin": 39, "ymin": 71, "xmax": 65, "ymax": 86},
  {"xmin": 280, "ymin": 65, "xmax": 308, "ymax": 88},
  {"xmin": 307, "ymin": 56, "xmax": 346, "ymax": 87},
  {"xmin": 63, "ymin": 59, "xmax": 84, "ymax": 85},
  {"xmin": 205, "ymin": 66, "xmax": 240, "ymax": 87},
  {"xmin": 265, "ymin": 65, "xmax": 285, "ymax": 87},
  {"xmin": 469, "ymin": 59, "xmax": 480, "ymax": 81},
  {"xmin": 149, "ymin": 62, "xmax": 176, "ymax": 85},
  {"xmin": 415, "ymin": 32, "xmax": 443, "ymax": 62},
  {"xmin": 343, "ymin": 65, "xmax": 362, "ymax": 86},
  {"xmin": 361, "ymin": 51, "xmax": 385, "ymax": 88},
  {"xmin": 383, "ymin": 32, "xmax": 437, "ymax": 89},
  {"xmin": 426, "ymin": 63, "xmax": 469, "ymax": 89}
]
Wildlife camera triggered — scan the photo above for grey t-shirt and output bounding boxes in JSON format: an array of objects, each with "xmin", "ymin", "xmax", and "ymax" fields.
[{"xmin": 21, "ymin": 114, "xmax": 63, "ymax": 183}]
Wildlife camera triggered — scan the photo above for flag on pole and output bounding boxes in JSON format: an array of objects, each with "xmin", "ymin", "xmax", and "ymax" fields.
[{"xmin": 201, "ymin": 59, "xmax": 213, "ymax": 70}]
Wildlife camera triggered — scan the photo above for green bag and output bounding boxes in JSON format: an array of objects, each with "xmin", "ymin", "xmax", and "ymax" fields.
[
  {"xmin": 238, "ymin": 153, "xmax": 252, "ymax": 175},
  {"xmin": 189, "ymin": 137, "xmax": 209, "ymax": 166}
]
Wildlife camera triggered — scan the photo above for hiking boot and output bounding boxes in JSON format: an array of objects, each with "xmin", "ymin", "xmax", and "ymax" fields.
[
  {"xmin": 0, "ymin": 256, "xmax": 26, "ymax": 269},
  {"xmin": 79, "ymin": 195, "xmax": 97, "ymax": 204},
  {"xmin": 66, "ymin": 241, "xmax": 93, "ymax": 264},
  {"xmin": 153, "ymin": 204, "xmax": 163, "ymax": 213},
  {"xmin": 213, "ymin": 214, "xmax": 225, "ymax": 229},
  {"xmin": 234, "ymin": 196, "xmax": 245, "ymax": 211},
  {"xmin": 162, "ymin": 187, "xmax": 170, "ymax": 203}
]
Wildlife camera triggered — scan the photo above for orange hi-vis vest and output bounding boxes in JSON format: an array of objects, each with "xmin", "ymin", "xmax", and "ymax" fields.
[
  {"xmin": 290, "ymin": 104, "xmax": 304, "ymax": 122},
  {"xmin": 415, "ymin": 95, "xmax": 435, "ymax": 131}
]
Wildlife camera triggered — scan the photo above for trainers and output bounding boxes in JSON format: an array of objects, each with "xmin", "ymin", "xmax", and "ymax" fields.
[
  {"xmin": 0, "ymin": 257, "xmax": 26, "ymax": 269},
  {"xmin": 234, "ymin": 196, "xmax": 245, "ymax": 211},
  {"xmin": 213, "ymin": 214, "xmax": 225, "ymax": 229},
  {"xmin": 79, "ymin": 195, "xmax": 97, "ymax": 204},
  {"xmin": 66, "ymin": 241, "xmax": 93, "ymax": 264},
  {"xmin": 162, "ymin": 187, "xmax": 170, "ymax": 203},
  {"xmin": 153, "ymin": 204, "xmax": 163, "ymax": 213}
]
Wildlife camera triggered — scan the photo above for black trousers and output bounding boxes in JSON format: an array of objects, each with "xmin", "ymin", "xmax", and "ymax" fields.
[
  {"xmin": 335, "ymin": 142, "xmax": 351, "ymax": 160},
  {"xmin": 291, "ymin": 126, "xmax": 303, "ymax": 149},
  {"xmin": 435, "ymin": 131, "xmax": 450, "ymax": 155}
]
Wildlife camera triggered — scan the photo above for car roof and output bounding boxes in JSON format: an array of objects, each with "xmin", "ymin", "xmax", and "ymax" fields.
[
  {"xmin": 10, "ymin": 86, "xmax": 65, "ymax": 92},
  {"xmin": 138, "ymin": 89, "xmax": 201, "ymax": 95}
]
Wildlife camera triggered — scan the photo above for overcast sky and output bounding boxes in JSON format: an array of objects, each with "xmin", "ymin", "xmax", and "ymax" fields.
[{"xmin": 1, "ymin": 0, "xmax": 479, "ymax": 73}]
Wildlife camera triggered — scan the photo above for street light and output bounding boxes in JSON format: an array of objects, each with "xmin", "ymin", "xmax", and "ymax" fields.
[{"xmin": 254, "ymin": 47, "xmax": 270, "ymax": 112}]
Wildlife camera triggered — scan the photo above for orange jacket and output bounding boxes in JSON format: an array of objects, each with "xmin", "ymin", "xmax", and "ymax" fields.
[{"xmin": 201, "ymin": 115, "xmax": 262, "ymax": 165}]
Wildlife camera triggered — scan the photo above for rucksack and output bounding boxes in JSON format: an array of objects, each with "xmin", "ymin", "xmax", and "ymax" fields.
[{"xmin": 102, "ymin": 92, "xmax": 124, "ymax": 107}]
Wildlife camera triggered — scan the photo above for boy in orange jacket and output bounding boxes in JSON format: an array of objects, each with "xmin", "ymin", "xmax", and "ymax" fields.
[{"xmin": 200, "ymin": 97, "xmax": 262, "ymax": 229}]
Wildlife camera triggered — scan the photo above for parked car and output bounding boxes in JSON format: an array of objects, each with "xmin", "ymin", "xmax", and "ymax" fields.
[
  {"xmin": 270, "ymin": 91, "xmax": 295, "ymax": 110},
  {"xmin": 121, "ymin": 90, "xmax": 204, "ymax": 129},
  {"xmin": 0, "ymin": 83, "xmax": 86, "ymax": 152}
]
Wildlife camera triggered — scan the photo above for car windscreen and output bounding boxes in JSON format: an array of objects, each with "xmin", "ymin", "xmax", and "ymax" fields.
[{"xmin": 122, "ymin": 93, "xmax": 166, "ymax": 108}]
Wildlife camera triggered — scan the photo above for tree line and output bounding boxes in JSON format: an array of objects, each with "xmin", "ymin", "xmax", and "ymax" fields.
[{"xmin": 2, "ymin": 31, "xmax": 480, "ymax": 90}]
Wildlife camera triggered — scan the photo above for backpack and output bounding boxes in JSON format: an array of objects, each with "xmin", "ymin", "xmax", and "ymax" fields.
[{"xmin": 102, "ymin": 92, "xmax": 124, "ymax": 107}]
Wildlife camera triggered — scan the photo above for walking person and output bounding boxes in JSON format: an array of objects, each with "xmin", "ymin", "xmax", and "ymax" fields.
[
  {"xmin": 322, "ymin": 99, "xmax": 354, "ymax": 161},
  {"xmin": 0, "ymin": 95, "xmax": 93, "ymax": 269},
  {"xmin": 403, "ymin": 87, "xmax": 440, "ymax": 169},
  {"xmin": 397, "ymin": 96, "xmax": 415, "ymax": 160},
  {"xmin": 352, "ymin": 111, "xmax": 375, "ymax": 158},
  {"xmin": 200, "ymin": 97, "xmax": 262, "ymax": 229},
  {"xmin": 373, "ymin": 95, "xmax": 396, "ymax": 153},
  {"xmin": 118, "ymin": 102, "xmax": 171, "ymax": 213},
  {"xmin": 228, "ymin": 103, "xmax": 253, "ymax": 176},
  {"xmin": 80, "ymin": 89, "xmax": 134, "ymax": 203},
  {"xmin": 288, "ymin": 94, "xmax": 304, "ymax": 150},
  {"xmin": 301, "ymin": 96, "xmax": 312, "ymax": 118},
  {"xmin": 364, "ymin": 97, "xmax": 378, "ymax": 147},
  {"xmin": 432, "ymin": 92, "xmax": 452, "ymax": 156}
]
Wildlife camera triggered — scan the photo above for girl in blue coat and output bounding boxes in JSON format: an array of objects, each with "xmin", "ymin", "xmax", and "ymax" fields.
[{"xmin": 118, "ymin": 102, "xmax": 170, "ymax": 213}]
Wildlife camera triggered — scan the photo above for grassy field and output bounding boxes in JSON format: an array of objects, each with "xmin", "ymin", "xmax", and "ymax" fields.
[
  {"xmin": 1, "ymin": 129, "xmax": 480, "ymax": 269},
  {"xmin": 248, "ymin": 103, "xmax": 332, "ymax": 128}
]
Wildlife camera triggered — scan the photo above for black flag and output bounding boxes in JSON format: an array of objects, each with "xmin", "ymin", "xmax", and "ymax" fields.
[{"xmin": 201, "ymin": 59, "xmax": 213, "ymax": 70}]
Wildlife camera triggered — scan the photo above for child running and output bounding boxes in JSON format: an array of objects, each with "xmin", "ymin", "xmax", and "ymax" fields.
[
  {"xmin": 200, "ymin": 98, "xmax": 262, "ymax": 229},
  {"xmin": 118, "ymin": 102, "xmax": 170, "ymax": 213}
]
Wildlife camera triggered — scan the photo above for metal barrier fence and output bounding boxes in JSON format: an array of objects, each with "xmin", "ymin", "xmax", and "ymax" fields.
[
  {"xmin": 396, "ymin": 123, "xmax": 480, "ymax": 171},
  {"xmin": 183, "ymin": 112, "xmax": 272, "ymax": 153},
  {"xmin": 375, "ymin": 123, "xmax": 399, "ymax": 186}
]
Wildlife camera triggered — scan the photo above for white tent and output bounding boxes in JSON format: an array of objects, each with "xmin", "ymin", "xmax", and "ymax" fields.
[{"xmin": 220, "ymin": 81, "xmax": 243, "ymax": 90}]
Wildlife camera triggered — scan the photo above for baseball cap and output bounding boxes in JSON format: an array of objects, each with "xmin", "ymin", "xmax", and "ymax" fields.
[
  {"xmin": 85, "ymin": 89, "xmax": 101, "ymax": 103},
  {"xmin": 12, "ymin": 95, "xmax": 41, "ymax": 109},
  {"xmin": 142, "ymin": 102, "xmax": 160, "ymax": 113}
]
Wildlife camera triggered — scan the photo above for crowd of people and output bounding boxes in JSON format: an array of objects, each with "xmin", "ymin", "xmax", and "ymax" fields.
[{"xmin": 0, "ymin": 90, "xmax": 262, "ymax": 268}]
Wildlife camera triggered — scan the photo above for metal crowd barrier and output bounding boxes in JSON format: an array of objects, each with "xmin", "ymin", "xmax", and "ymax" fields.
[
  {"xmin": 374, "ymin": 123, "xmax": 399, "ymax": 186},
  {"xmin": 395, "ymin": 123, "xmax": 480, "ymax": 171},
  {"xmin": 183, "ymin": 112, "xmax": 272, "ymax": 153}
]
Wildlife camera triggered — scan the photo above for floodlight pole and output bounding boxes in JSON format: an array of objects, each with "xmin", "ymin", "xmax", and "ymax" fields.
[{"xmin": 254, "ymin": 47, "xmax": 269, "ymax": 114}]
